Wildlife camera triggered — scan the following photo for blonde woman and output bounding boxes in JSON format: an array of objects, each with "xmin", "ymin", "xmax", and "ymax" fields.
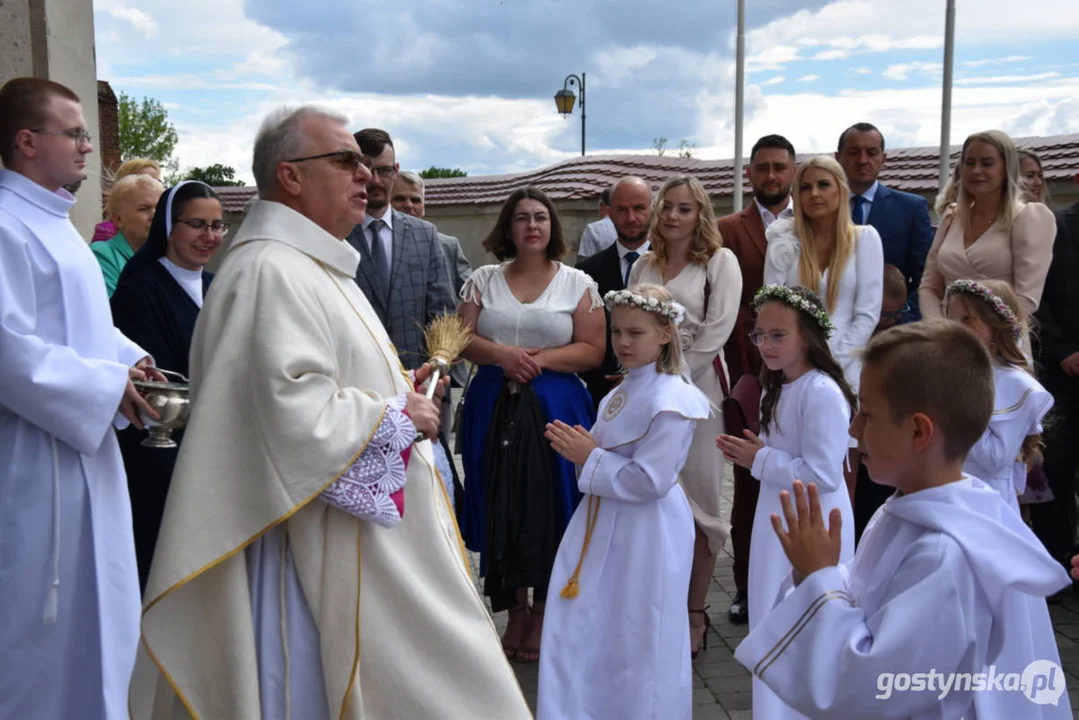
[
  {"xmin": 628, "ymin": 175, "xmax": 742, "ymax": 657},
  {"xmin": 763, "ymin": 155, "xmax": 884, "ymax": 395},
  {"xmin": 1018, "ymin": 149, "xmax": 1050, "ymax": 204},
  {"xmin": 920, "ymin": 130, "xmax": 1055, "ymax": 320},
  {"xmin": 93, "ymin": 158, "xmax": 164, "ymax": 242},
  {"xmin": 91, "ymin": 173, "xmax": 165, "ymax": 295}
]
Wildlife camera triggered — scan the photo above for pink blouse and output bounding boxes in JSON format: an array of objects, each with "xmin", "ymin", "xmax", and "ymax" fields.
[{"xmin": 919, "ymin": 202, "xmax": 1055, "ymax": 319}]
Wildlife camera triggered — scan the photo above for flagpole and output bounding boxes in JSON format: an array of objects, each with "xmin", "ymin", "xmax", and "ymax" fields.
[
  {"xmin": 939, "ymin": 0, "xmax": 956, "ymax": 191},
  {"xmin": 733, "ymin": 0, "xmax": 746, "ymax": 212}
]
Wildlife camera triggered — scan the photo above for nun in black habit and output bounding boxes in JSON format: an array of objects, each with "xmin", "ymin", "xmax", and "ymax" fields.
[{"xmin": 111, "ymin": 181, "xmax": 226, "ymax": 592}]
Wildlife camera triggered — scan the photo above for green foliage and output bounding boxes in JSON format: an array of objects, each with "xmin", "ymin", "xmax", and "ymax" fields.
[
  {"xmin": 653, "ymin": 137, "xmax": 668, "ymax": 156},
  {"xmin": 117, "ymin": 92, "xmax": 178, "ymax": 164},
  {"xmin": 419, "ymin": 166, "xmax": 467, "ymax": 179},
  {"xmin": 653, "ymin": 137, "xmax": 696, "ymax": 158},
  {"xmin": 183, "ymin": 163, "xmax": 245, "ymax": 187}
]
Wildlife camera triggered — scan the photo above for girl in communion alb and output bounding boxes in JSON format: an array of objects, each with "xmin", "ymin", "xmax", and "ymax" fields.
[
  {"xmin": 717, "ymin": 284, "xmax": 857, "ymax": 720},
  {"xmin": 537, "ymin": 284, "xmax": 710, "ymax": 720}
]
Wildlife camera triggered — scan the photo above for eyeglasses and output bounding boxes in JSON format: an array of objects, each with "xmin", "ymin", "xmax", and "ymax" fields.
[
  {"xmin": 31, "ymin": 128, "xmax": 93, "ymax": 145},
  {"xmin": 286, "ymin": 150, "xmax": 373, "ymax": 173},
  {"xmin": 177, "ymin": 219, "xmax": 230, "ymax": 236},
  {"xmin": 367, "ymin": 162, "xmax": 396, "ymax": 179},
  {"xmin": 748, "ymin": 330, "xmax": 790, "ymax": 347}
]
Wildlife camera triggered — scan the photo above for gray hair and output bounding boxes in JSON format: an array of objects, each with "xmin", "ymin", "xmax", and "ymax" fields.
[
  {"xmin": 252, "ymin": 105, "xmax": 350, "ymax": 195},
  {"xmin": 396, "ymin": 170, "xmax": 425, "ymax": 196},
  {"xmin": 105, "ymin": 173, "xmax": 165, "ymax": 216}
]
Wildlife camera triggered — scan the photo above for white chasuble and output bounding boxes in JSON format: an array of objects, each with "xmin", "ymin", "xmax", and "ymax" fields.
[
  {"xmin": 0, "ymin": 169, "xmax": 146, "ymax": 719},
  {"xmin": 735, "ymin": 478, "xmax": 1071, "ymax": 719},
  {"xmin": 538, "ymin": 365, "xmax": 709, "ymax": 720},
  {"xmin": 129, "ymin": 200, "xmax": 530, "ymax": 720}
]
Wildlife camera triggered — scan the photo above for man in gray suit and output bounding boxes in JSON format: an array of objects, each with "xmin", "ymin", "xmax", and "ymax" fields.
[
  {"xmin": 390, "ymin": 170, "xmax": 473, "ymax": 296},
  {"xmin": 347, "ymin": 129, "xmax": 456, "ymax": 371}
]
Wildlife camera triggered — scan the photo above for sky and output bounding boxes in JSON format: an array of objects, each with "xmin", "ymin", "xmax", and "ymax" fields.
[{"xmin": 94, "ymin": 0, "xmax": 1079, "ymax": 184}]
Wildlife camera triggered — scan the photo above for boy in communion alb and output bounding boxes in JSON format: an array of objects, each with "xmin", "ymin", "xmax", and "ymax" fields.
[
  {"xmin": 734, "ymin": 320, "xmax": 1072, "ymax": 719},
  {"xmin": 538, "ymin": 284, "xmax": 710, "ymax": 720}
]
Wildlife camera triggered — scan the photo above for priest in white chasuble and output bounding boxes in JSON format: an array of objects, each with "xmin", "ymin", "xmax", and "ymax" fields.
[
  {"xmin": 129, "ymin": 105, "xmax": 531, "ymax": 720},
  {"xmin": 0, "ymin": 77, "xmax": 164, "ymax": 720}
]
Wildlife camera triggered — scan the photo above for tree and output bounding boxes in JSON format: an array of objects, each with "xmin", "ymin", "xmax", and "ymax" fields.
[
  {"xmin": 653, "ymin": 137, "xmax": 668, "ymax": 156},
  {"xmin": 653, "ymin": 137, "xmax": 695, "ymax": 158},
  {"xmin": 117, "ymin": 92, "xmax": 179, "ymax": 178},
  {"xmin": 183, "ymin": 163, "xmax": 245, "ymax": 187},
  {"xmin": 419, "ymin": 166, "xmax": 467, "ymax": 179}
]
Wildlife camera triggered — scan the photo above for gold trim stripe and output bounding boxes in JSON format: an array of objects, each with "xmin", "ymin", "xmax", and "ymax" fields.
[
  {"xmin": 993, "ymin": 387, "xmax": 1034, "ymax": 416},
  {"xmin": 753, "ymin": 589, "xmax": 854, "ymax": 679},
  {"xmin": 337, "ymin": 526, "xmax": 363, "ymax": 719}
]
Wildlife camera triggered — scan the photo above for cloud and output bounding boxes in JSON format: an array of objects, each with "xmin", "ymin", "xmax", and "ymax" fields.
[
  {"xmin": 760, "ymin": 75, "xmax": 786, "ymax": 86},
  {"xmin": 962, "ymin": 55, "xmax": 1033, "ymax": 67},
  {"xmin": 797, "ymin": 74, "xmax": 821, "ymax": 83},
  {"xmin": 109, "ymin": 7, "xmax": 159, "ymax": 38},
  {"xmin": 882, "ymin": 61, "xmax": 942, "ymax": 81},
  {"xmin": 849, "ymin": 66, "xmax": 874, "ymax": 75},
  {"xmin": 956, "ymin": 72, "xmax": 1061, "ymax": 85}
]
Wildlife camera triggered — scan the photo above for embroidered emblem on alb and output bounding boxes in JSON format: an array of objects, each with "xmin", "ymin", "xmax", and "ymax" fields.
[{"xmin": 603, "ymin": 390, "xmax": 627, "ymax": 421}]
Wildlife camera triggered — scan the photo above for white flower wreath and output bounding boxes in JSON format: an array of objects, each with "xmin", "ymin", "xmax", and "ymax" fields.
[{"xmin": 603, "ymin": 289, "xmax": 687, "ymax": 326}]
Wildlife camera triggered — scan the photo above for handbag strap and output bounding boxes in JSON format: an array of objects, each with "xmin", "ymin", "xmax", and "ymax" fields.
[{"xmin": 702, "ymin": 276, "xmax": 731, "ymax": 397}]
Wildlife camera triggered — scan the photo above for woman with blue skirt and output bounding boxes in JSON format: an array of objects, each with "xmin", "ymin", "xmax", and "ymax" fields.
[{"xmin": 458, "ymin": 186, "xmax": 605, "ymax": 664}]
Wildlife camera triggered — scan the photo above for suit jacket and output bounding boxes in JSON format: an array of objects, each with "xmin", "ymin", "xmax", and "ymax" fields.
[
  {"xmin": 347, "ymin": 209, "xmax": 456, "ymax": 370},
  {"xmin": 1035, "ymin": 202, "xmax": 1079, "ymax": 397},
  {"xmin": 576, "ymin": 242, "xmax": 625, "ymax": 410},
  {"xmin": 437, "ymin": 232, "xmax": 473, "ymax": 298},
  {"xmin": 864, "ymin": 183, "xmax": 934, "ymax": 320},
  {"xmin": 717, "ymin": 204, "xmax": 766, "ymax": 382}
]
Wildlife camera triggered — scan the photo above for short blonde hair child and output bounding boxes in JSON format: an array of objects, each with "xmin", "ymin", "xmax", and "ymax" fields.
[
  {"xmin": 613, "ymin": 284, "xmax": 687, "ymax": 376},
  {"xmin": 862, "ymin": 320, "xmax": 994, "ymax": 461}
]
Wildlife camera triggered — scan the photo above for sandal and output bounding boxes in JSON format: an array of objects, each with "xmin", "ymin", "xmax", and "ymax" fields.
[
  {"xmin": 689, "ymin": 606, "xmax": 711, "ymax": 659},
  {"xmin": 516, "ymin": 605, "xmax": 544, "ymax": 663},
  {"xmin": 501, "ymin": 605, "xmax": 528, "ymax": 660}
]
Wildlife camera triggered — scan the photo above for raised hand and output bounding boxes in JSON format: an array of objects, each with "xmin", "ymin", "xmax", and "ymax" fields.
[{"xmin": 771, "ymin": 481, "xmax": 843, "ymax": 584}]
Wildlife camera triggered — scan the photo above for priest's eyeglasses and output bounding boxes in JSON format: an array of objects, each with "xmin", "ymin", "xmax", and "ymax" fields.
[
  {"xmin": 177, "ymin": 219, "xmax": 230, "ymax": 236},
  {"xmin": 286, "ymin": 150, "xmax": 373, "ymax": 174},
  {"xmin": 748, "ymin": 330, "xmax": 790, "ymax": 347},
  {"xmin": 31, "ymin": 127, "xmax": 93, "ymax": 145}
]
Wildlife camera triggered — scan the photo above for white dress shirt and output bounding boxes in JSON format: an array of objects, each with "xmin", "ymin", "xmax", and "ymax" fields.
[
  {"xmin": 850, "ymin": 180, "xmax": 879, "ymax": 223},
  {"xmin": 754, "ymin": 197, "xmax": 794, "ymax": 229},
  {"xmin": 617, "ymin": 239, "xmax": 650, "ymax": 286},
  {"xmin": 361, "ymin": 209, "xmax": 394, "ymax": 268},
  {"xmin": 578, "ymin": 216, "xmax": 617, "ymax": 258}
]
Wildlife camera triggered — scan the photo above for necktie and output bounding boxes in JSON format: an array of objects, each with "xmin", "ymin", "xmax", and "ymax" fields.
[
  {"xmin": 623, "ymin": 250, "xmax": 640, "ymax": 288},
  {"xmin": 368, "ymin": 220, "xmax": 390, "ymax": 296},
  {"xmin": 851, "ymin": 196, "xmax": 866, "ymax": 224}
]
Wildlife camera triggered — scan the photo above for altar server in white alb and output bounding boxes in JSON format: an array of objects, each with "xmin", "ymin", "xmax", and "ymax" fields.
[
  {"xmin": 945, "ymin": 279, "xmax": 1054, "ymax": 511},
  {"xmin": 717, "ymin": 284, "xmax": 856, "ymax": 720},
  {"xmin": 129, "ymin": 105, "xmax": 530, "ymax": 719},
  {"xmin": 539, "ymin": 284, "xmax": 710, "ymax": 720},
  {"xmin": 735, "ymin": 320, "xmax": 1072, "ymax": 719},
  {"xmin": 0, "ymin": 77, "xmax": 164, "ymax": 719}
]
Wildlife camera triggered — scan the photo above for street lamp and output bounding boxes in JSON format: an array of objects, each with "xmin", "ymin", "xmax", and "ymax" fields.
[{"xmin": 554, "ymin": 73, "xmax": 586, "ymax": 156}]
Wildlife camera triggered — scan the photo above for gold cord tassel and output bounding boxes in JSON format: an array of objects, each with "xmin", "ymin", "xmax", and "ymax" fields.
[{"xmin": 560, "ymin": 495, "xmax": 602, "ymax": 600}]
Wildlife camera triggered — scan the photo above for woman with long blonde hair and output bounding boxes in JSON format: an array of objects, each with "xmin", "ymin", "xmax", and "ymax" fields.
[
  {"xmin": 919, "ymin": 129, "xmax": 1055, "ymax": 321},
  {"xmin": 628, "ymin": 175, "xmax": 743, "ymax": 658},
  {"xmin": 763, "ymin": 155, "xmax": 884, "ymax": 394}
]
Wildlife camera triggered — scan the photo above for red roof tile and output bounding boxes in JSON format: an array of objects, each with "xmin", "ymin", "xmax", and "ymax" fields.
[{"xmin": 216, "ymin": 133, "xmax": 1079, "ymax": 213}]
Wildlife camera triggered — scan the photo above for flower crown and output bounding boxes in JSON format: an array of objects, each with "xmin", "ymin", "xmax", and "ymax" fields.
[
  {"xmin": 604, "ymin": 289, "xmax": 686, "ymax": 326},
  {"xmin": 945, "ymin": 279, "xmax": 1022, "ymax": 338},
  {"xmin": 752, "ymin": 284, "xmax": 835, "ymax": 339}
]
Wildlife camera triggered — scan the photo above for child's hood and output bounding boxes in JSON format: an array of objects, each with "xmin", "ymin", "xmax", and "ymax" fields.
[{"xmin": 883, "ymin": 478, "xmax": 1070, "ymax": 609}]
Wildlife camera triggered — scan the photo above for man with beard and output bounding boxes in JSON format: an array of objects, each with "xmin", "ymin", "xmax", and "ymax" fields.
[
  {"xmin": 577, "ymin": 176, "xmax": 652, "ymax": 410},
  {"xmin": 716, "ymin": 134, "xmax": 796, "ymax": 625}
]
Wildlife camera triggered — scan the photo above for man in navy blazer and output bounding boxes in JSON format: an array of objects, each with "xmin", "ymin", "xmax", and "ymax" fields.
[{"xmin": 836, "ymin": 122, "xmax": 933, "ymax": 322}]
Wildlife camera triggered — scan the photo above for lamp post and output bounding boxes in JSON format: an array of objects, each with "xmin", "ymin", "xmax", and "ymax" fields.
[{"xmin": 554, "ymin": 73, "xmax": 586, "ymax": 156}]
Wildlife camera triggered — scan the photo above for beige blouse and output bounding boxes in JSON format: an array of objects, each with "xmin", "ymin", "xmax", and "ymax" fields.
[{"xmin": 919, "ymin": 202, "xmax": 1056, "ymax": 319}]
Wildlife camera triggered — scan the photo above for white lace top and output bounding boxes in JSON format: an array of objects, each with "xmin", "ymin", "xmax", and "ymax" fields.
[{"xmin": 461, "ymin": 262, "xmax": 602, "ymax": 349}]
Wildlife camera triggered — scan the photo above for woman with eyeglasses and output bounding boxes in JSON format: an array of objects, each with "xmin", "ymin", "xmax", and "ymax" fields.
[{"xmin": 110, "ymin": 181, "xmax": 227, "ymax": 592}]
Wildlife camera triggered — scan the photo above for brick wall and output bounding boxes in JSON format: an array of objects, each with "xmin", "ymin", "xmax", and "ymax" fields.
[{"xmin": 97, "ymin": 80, "xmax": 119, "ymax": 176}]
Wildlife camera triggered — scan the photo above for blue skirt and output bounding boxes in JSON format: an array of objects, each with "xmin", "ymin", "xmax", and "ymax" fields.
[{"xmin": 460, "ymin": 366, "xmax": 595, "ymax": 569}]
